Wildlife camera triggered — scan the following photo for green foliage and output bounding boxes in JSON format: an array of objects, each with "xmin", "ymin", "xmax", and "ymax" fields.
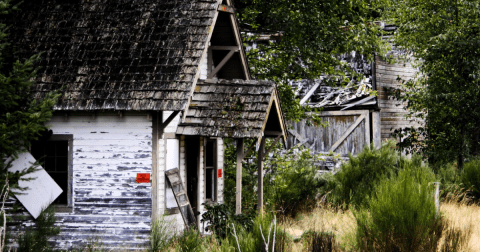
[
  {"xmin": 235, "ymin": 0, "xmax": 388, "ymax": 123},
  {"xmin": 17, "ymin": 206, "xmax": 60, "ymax": 252},
  {"xmin": 225, "ymin": 213, "xmax": 289, "ymax": 252},
  {"xmin": 324, "ymin": 141, "xmax": 405, "ymax": 207},
  {"xmin": 176, "ymin": 228, "xmax": 204, "ymax": 252},
  {"xmin": 354, "ymin": 165, "xmax": 441, "ymax": 251},
  {"xmin": 149, "ymin": 216, "xmax": 171, "ymax": 252},
  {"xmin": 0, "ymin": 0, "xmax": 58, "ymax": 195},
  {"xmin": 382, "ymin": 0, "xmax": 480, "ymax": 165},
  {"xmin": 264, "ymin": 146, "xmax": 323, "ymax": 216},
  {"xmin": 460, "ymin": 158, "xmax": 480, "ymax": 200},
  {"xmin": 201, "ymin": 203, "xmax": 253, "ymax": 240},
  {"xmin": 223, "ymin": 138, "xmax": 259, "ymax": 217}
]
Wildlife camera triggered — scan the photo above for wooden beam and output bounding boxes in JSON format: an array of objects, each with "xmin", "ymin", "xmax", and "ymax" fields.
[
  {"xmin": 236, "ymin": 139, "xmax": 244, "ymax": 215},
  {"xmin": 340, "ymin": 96, "xmax": 375, "ymax": 111},
  {"xmin": 210, "ymin": 46, "xmax": 240, "ymax": 51},
  {"xmin": 263, "ymin": 135, "xmax": 281, "ymax": 161},
  {"xmin": 208, "ymin": 48, "xmax": 213, "ymax": 76},
  {"xmin": 328, "ymin": 114, "xmax": 365, "ymax": 152},
  {"xmin": 218, "ymin": 4, "xmax": 235, "ymax": 13},
  {"xmin": 257, "ymin": 137, "xmax": 265, "ymax": 214},
  {"xmin": 243, "ymin": 140, "xmax": 256, "ymax": 160},
  {"xmin": 300, "ymin": 82, "xmax": 321, "ymax": 105},
  {"xmin": 161, "ymin": 111, "xmax": 180, "ymax": 128},
  {"xmin": 207, "ymin": 50, "xmax": 235, "ymax": 79}
]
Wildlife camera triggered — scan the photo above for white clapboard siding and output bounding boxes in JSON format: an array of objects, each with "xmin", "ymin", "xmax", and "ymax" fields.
[{"xmin": 7, "ymin": 114, "xmax": 153, "ymax": 250}]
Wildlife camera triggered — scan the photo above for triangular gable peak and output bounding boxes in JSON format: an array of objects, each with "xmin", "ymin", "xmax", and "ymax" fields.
[{"xmin": 201, "ymin": 0, "xmax": 250, "ymax": 81}]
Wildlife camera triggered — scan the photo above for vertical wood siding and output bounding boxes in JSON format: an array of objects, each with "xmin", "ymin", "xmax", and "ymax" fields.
[{"xmin": 9, "ymin": 113, "xmax": 153, "ymax": 250}]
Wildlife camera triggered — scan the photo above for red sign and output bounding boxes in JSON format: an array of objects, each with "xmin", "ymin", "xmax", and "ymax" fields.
[
  {"xmin": 136, "ymin": 173, "xmax": 150, "ymax": 183},
  {"xmin": 218, "ymin": 169, "xmax": 223, "ymax": 178}
]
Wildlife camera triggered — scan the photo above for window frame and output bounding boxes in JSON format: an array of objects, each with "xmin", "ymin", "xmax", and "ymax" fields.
[
  {"xmin": 31, "ymin": 134, "xmax": 73, "ymax": 212},
  {"xmin": 204, "ymin": 138, "xmax": 217, "ymax": 203}
]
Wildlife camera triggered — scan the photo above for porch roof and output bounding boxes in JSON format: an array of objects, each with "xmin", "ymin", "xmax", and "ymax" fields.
[{"xmin": 176, "ymin": 79, "xmax": 287, "ymax": 140}]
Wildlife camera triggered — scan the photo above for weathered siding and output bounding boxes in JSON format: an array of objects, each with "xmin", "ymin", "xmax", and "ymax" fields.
[
  {"xmin": 9, "ymin": 113, "xmax": 153, "ymax": 250},
  {"xmin": 288, "ymin": 114, "xmax": 367, "ymax": 155},
  {"xmin": 375, "ymin": 56, "xmax": 423, "ymax": 139}
]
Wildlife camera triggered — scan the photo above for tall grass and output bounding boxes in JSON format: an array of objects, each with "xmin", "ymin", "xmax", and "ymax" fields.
[
  {"xmin": 354, "ymin": 164, "xmax": 442, "ymax": 251},
  {"xmin": 149, "ymin": 216, "xmax": 171, "ymax": 252}
]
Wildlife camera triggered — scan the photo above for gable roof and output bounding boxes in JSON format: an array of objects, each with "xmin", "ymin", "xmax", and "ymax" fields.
[
  {"xmin": 177, "ymin": 79, "xmax": 286, "ymax": 140},
  {"xmin": 9, "ymin": 0, "xmax": 222, "ymax": 111}
]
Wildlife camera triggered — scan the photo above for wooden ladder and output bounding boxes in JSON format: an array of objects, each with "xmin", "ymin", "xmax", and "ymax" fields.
[{"xmin": 165, "ymin": 168, "xmax": 197, "ymax": 229}]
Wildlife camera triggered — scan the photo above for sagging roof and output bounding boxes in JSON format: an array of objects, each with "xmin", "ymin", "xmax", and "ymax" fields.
[
  {"xmin": 9, "ymin": 0, "xmax": 221, "ymax": 111},
  {"xmin": 291, "ymin": 51, "xmax": 377, "ymax": 110},
  {"xmin": 177, "ymin": 79, "xmax": 286, "ymax": 139}
]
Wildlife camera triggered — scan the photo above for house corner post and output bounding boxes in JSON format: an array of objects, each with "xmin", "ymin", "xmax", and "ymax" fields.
[
  {"xmin": 257, "ymin": 137, "xmax": 265, "ymax": 214},
  {"xmin": 235, "ymin": 138, "xmax": 244, "ymax": 215}
]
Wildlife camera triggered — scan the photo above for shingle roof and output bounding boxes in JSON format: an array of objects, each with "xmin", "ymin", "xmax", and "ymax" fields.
[
  {"xmin": 9, "ymin": 0, "xmax": 220, "ymax": 111},
  {"xmin": 177, "ymin": 79, "xmax": 276, "ymax": 138}
]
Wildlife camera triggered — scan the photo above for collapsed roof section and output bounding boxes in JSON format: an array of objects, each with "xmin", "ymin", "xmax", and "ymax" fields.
[
  {"xmin": 291, "ymin": 51, "xmax": 377, "ymax": 111},
  {"xmin": 9, "ymin": 0, "xmax": 221, "ymax": 111},
  {"xmin": 177, "ymin": 79, "xmax": 286, "ymax": 140}
]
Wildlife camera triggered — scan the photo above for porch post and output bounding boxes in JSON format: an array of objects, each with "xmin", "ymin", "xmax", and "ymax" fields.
[
  {"xmin": 235, "ymin": 138, "xmax": 244, "ymax": 215},
  {"xmin": 257, "ymin": 137, "xmax": 265, "ymax": 214}
]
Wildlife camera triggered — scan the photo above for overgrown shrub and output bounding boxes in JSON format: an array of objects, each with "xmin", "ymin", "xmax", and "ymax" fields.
[
  {"xmin": 265, "ymin": 147, "xmax": 323, "ymax": 216},
  {"xmin": 354, "ymin": 164, "xmax": 442, "ymax": 251},
  {"xmin": 176, "ymin": 227, "xmax": 204, "ymax": 252},
  {"xmin": 17, "ymin": 206, "xmax": 60, "ymax": 252},
  {"xmin": 201, "ymin": 203, "xmax": 254, "ymax": 240},
  {"xmin": 324, "ymin": 141, "xmax": 423, "ymax": 208},
  {"xmin": 460, "ymin": 158, "xmax": 480, "ymax": 200},
  {"xmin": 225, "ymin": 213, "xmax": 290, "ymax": 252}
]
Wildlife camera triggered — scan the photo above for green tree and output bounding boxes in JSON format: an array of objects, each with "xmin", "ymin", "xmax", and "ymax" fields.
[
  {"xmin": 382, "ymin": 0, "xmax": 480, "ymax": 166},
  {"xmin": 236, "ymin": 0, "xmax": 389, "ymax": 123},
  {"xmin": 0, "ymin": 0, "xmax": 58, "ymax": 198}
]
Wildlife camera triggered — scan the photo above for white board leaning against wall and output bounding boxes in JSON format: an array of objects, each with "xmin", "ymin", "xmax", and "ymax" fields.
[{"xmin": 8, "ymin": 152, "xmax": 62, "ymax": 219}]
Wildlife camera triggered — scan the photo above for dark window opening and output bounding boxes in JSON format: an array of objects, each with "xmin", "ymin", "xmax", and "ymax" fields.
[
  {"xmin": 31, "ymin": 137, "xmax": 71, "ymax": 205},
  {"xmin": 205, "ymin": 139, "xmax": 216, "ymax": 202}
]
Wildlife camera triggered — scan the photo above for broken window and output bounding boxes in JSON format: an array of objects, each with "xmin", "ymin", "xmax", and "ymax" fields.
[
  {"xmin": 205, "ymin": 139, "xmax": 216, "ymax": 202},
  {"xmin": 31, "ymin": 135, "xmax": 73, "ymax": 206}
]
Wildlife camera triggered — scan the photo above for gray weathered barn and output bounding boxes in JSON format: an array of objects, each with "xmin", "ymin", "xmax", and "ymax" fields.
[
  {"xmin": 7, "ymin": 0, "xmax": 286, "ymax": 250},
  {"xmin": 288, "ymin": 45, "xmax": 420, "ymax": 171}
]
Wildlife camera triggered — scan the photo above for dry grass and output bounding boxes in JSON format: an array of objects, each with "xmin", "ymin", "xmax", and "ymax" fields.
[
  {"xmin": 280, "ymin": 202, "xmax": 480, "ymax": 252},
  {"xmin": 281, "ymin": 205, "xmax": 357, "ymax": 251},
  {"xmin": 440, "ymin": 202, "xmax": 480, "ymax": 251}
]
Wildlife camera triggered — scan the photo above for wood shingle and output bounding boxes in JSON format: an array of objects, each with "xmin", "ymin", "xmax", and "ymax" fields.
[{"xmin": 9, "ymin": 0, "xmax": 220, "ymax": 111}]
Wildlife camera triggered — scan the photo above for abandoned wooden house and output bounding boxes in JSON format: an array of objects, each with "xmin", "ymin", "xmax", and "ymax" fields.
[
  {"xmin": 287, "ymin": 43, "xmax": 421, "ymax": 171},
  {"xmin": 7, "ymin": 0, "xmax": 286, "ymax": 250}
]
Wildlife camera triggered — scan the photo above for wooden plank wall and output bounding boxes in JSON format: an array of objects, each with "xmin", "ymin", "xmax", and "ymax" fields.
[
  {"xmin": 8, "ymin": 113, "xmax": 153, "ymax": 250},
  {"xmin": 288, "ymin": 115, "xmax": 367, "ymax": 156},
  {"xmin": 375, "ymin": 56, "xmax": 423, "ymax": 139}
]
